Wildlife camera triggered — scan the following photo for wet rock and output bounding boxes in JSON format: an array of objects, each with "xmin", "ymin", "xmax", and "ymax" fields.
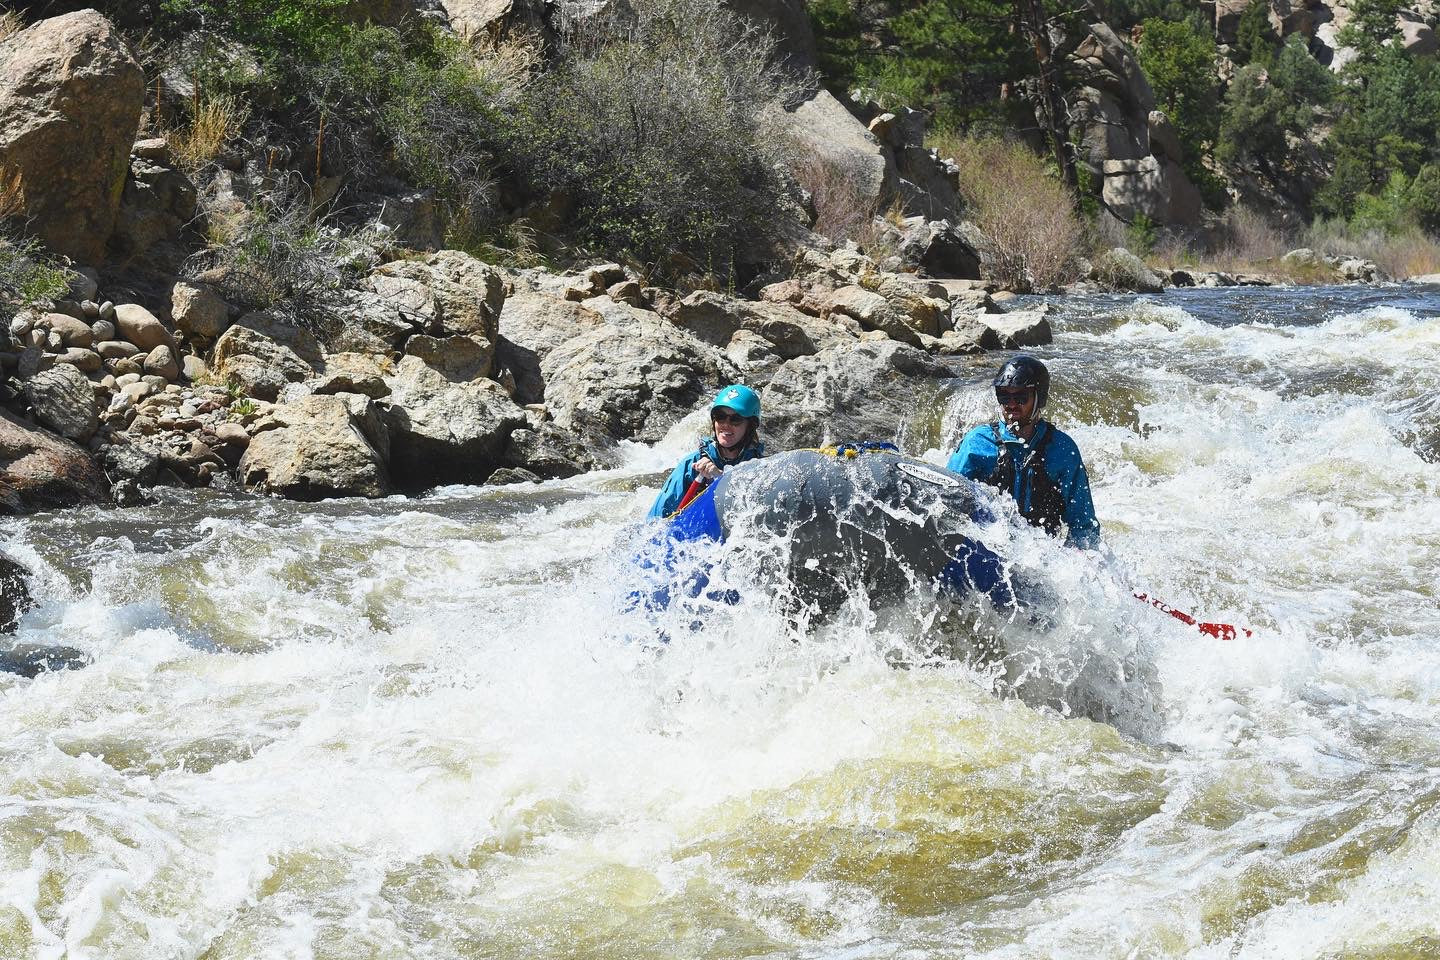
[
  {"xmin": 979, "ymin": 309, "xmax": 1053, "ymax": 349},
  {"xmin": 239, "ymin": 393, "xmax": 391, "ymax": 500},
  {"xmin": 0, "ymin": 643, "xmax": 90, "ymax": 677},
  {"xmin": 483, "ymin": 467, "xmax": 541, "ymax": 486},
  {"xmin": 100, "ymin": 437, "xmax": 162, "ymax": 485},
  {"xmin": 1, "ymin": 551, "xmax": 33, "ymax": 633},
  {"xmin": 24, "ymin": 363, "xmax": 99, "ymax": 442},
  {"xmin": 0, "ymin": 408, "xmax": 110, "ymax": 513},
  {"xmin": 499, "ymin": 422, "xmax": 598, "ymax": 480}
]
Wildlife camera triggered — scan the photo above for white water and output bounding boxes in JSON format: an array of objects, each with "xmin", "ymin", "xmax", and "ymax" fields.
[{"xmin": 2, "ymin": 285, "xmax": 1439, "ymax": 959}]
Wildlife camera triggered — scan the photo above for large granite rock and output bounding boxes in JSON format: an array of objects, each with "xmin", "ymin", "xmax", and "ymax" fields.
[
  {"xmin": 494, "ymin": 291, "xmax": 607, "ymax": 405},
  {"xmin": 1093, "ymin": 247, "xmax": 1165, "ymax": 293},
  {"xmin": 773, "ymin": 88, "xmax": 893, "ymax": 215},
  {"xmin": 0, "ymin": 408, "xmax": 109, "ymax": 514},
  {"xmin": 239, "ymin": 393, "xmax": 391, "ymax": 500},
  {"xmin": 0, "ymin": 10, "xmax": 145, "ymax": 263},
  {"xmin": 761, "ymin": 340, "xmax": 961, "ymax": 450},
  {"xmin": 383, "ymin": 355, "xmax": 528, "ymax": 488},
  {"xmin": 212, "ymin": 313, "xmax": 321, "ymax": 400},
  {"xmin": 665, "ymin": 290, "xmax": 859, "ymax": 359},
  {"xmin": 540, "ymin": 305, "xmax": 740, "ymax": 445},
  {"xmin": 367, "ymin": 250, "xmax": 506, "ymax": 380}
]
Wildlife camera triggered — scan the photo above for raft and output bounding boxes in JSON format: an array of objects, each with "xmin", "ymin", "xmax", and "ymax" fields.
[{"xmin": 648, "ymin": 446, "xmax": 1019, "ymax": 612}]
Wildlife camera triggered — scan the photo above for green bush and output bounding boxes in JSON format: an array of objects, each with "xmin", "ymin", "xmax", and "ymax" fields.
[
  {"xmin": 1408, "ymin": 164, "xmax": 1440, "ymax": 235},
  {"xmin": 1136, "ymin": 18, "xmax": 1220, "ymax": 194},
  {"xmin": 502, "ymin": 0, "xmax": 803, "ymax": 282},
  {"xmin": 0, "ymin": 233, "xmax": 71, "ymax": 323}
]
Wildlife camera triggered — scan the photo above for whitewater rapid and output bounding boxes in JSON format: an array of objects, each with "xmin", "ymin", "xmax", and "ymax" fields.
[{"xmin": 2, "ymin": 284, "xmax": 1438, "ymax": 959}]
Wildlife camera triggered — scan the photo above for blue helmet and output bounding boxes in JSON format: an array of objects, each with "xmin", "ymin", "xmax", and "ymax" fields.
[{"xmin": 712, "ymin": 384, "xmax": 761, "ymax": 420}]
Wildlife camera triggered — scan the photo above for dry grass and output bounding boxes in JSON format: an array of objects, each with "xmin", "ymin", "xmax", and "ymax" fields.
[
  {"xmin": 0, "ymin": 11, "xmax": 24, "ymax": 43},
  {"xmin": 1303, "ymin": 220, "xmax": 1440, "ymax": 279},
  {"xmin": 935, "ymin": 135, "xmax": 1084, "ymax": 291},
  {"xmin": 164, "ymin": 93, "xmax": 249, "ymax": 177}
]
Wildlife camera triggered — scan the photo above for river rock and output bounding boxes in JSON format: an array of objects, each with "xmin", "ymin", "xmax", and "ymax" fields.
[
  {"xmin": 1093, "ymin": 247, "xmax": 1164, "ymax": 294},
  {"xmin": 113, "ymin": 303, "xmax": 178, "ymax": 352},
  {"xmin": 665, "ymin": 291, "xmax": 858, "ymax": 359},
  {"xmin": 239, "ymin": 393, "xmax": 391, "ymax": 500},
  {"xmin": 0, "ymin": 407, "xmax": 109, "ymax": 513},
  {"xmin": 1, "ymin": 550, "xmax": 33, "ymax": 632},
  {"xmin": 824, "ymin": 286, "xmax": 932, "ymax": 345},
  {"xmin": 143, "ymin": 344, "xmax": 179, "ymax": 380},
  {"xmin": 170, "ymin": 280, "xmax": 232, "ymax": 339},
  {"xmin": 43, "ymin": 313, "xmax": 94, "ymax": 348},
  {"xmin": 499, "ymin": 422, "xmax": 598, "ymax": 480},
  {"xmin": 494, "ymin": 292, "xmax": 608, "ymax": 405},
  {"xmin": 403, "ymin": 333, "xmax": 491, "ymax": 382},
  {"xmin": 383, "ymin": 355, "xmax": 528, "ymax": 488},
  {"xmin": 212, "ymin": 315, "xmax": 319, "ymax": 401},
  {"xmin": 539, "ymin": 312, "xmax": 739, "ymax": 447},
  {"xmin": 0, "ymin": 11, "xmax": 145, "ymax": 263},
  {"xmin": 23, "ymin": 363, "xmax": 98, "ymax": 441},
  {"xmin": 367, "ymin": 250, "xmax": 506, "ymax": 377},
  {"xmin": 761, "ymin": 340, "xmax": 961, "ymax": 450},
  {"xmin": 59, "ymin": 347, "xmax": 103, "ymax": 373},
  {"xmin": 979, "ymin": 310, "xmax": 1053, "ymax": 348}
]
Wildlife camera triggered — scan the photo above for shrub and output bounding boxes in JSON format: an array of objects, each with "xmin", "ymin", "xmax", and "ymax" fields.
[
  {"xmin": 1233, "ymin": 0, "xmax": 1278, "ymax": 68},
  {"xmin": 191, "ymin": 188, "xmax": 379, "ymax": 329},
  {"xmin": 1409, "ymin": 164, "xmax": 1440, "ymax": 235},
  {"xmin": 940, "ymin": 136, "xmax": 1083, "ymax": 290},
  {"xmin": 164, "ymin": 92, "xmax": 249, "ymax": 177},
  {"xmin": 502, "ymin": 0, "xmax": 805, "ymax": 282},
  {"xmin": 0, "ymin": 175, "xmax": 72, "ymax": 323},
  {"xmin": 786, "ymin": 154, "xmax": 885, "ymax": 248},
  {"xmin": 1304, "ymin": 217, "xmax": 1440, "ymax": 278}
]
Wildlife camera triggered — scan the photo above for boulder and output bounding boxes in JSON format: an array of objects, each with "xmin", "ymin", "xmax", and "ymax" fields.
[
  {"xmin": 403, "ymin": 333, "xmax": 492, "ymax": 381},
  {"xmin": 142, "ymin": 344, "xmax": 180, "ymax": 380},
  {"xmin": 540, "ymin": 316, "xmax": 739, "ymax": 446},
  {"xmin": 113, "ymin": 303, "xmax": 177, "ymax": 352},
  {"xmin": 109, "ymin": 155, "xmax": 197, "ymax": 265},
  {"xmin": 212, "ymin": 314, "xmax": 320, "ymax": 400},
  {"xmin": 239, "ymin": 393, "xmax": 391, "ymax": 500},
  {"xmin": 0, "ymin": 407, "xmax": 109, "ymax": 513},
  {"xmin": 773, "ymin": 88, "xmax": 892, "ymax": 215},
  {"xmin": 1101, "ymin": 155, "xmax": 1203, "ymax": 227},
  {"xmin": 171, "ymin": 280, "xmax": 232, "ymax": 339},
  {"xmin": 494, "ymin": 291, "xmax": 607, "ymax": 404},
  {"xmin": 367, "ymin": 250, "xmax": 506, "ymax": 378},
  {"xmin": 43, "ymin": 313, "xmax": 94, "ymax": 348},
  {"xmin": 978, "ymin": 310, "xmax": 1053, "ymax": 348},
  {"xmin": 311, "ymin": 353, "xmax": 391, "ymax": 398},
  {"xmin": 383, "ymin": 355, "xmax": 528, "ymax": 488},
  {"xmin": 59, "ymin": 347, "xmax": 103, "ymax": 373},
  {"xmin": 312, "ymin": 289, "xmax": 420, "ymax": 355},
  {"xmin": 438, "ymin": 0, "xmax": 522, "ymax": 38},
  {"xmin": 1, "ymin": 551, "xmax": 33, "ymax": 633},
  {"xmin": 896, "ymin": 218, "xmax": 983, "ymax": 279},
  {"xmin": 761, "ymin": 340, "xmax": 961, "ymax": 450},
  {"xmin": 1093, "ymin": 247, "xmax": 1165, "ymax": 293},
  {"xmin": 0, "ymin": 11, "xmax": 145, "ymax": 263},
  {"xmin": 824, "ymin": 281, "xmax": 947, "ymax": 342},
  {"xmin": 23, "ymin": 363, "xmax": 99, "ymax": 441},
  {"xmin": 499, "ymin": 422, "xmax": 599, "ymax": 480},
  {"xmin": 1400, "ymin": 18, "xmax": 1438, "ymax": 57},
  {"xmin": 665, "ymin": 291, "xmax": 856, "ymax": 359}
]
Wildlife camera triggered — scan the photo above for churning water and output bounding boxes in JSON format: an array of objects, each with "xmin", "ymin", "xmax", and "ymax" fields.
[{"xmin": 2, "ymin": 284, "xmax": 1439, "ymax": 959}]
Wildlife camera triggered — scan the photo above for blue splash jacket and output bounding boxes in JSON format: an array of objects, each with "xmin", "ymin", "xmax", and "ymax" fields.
[
  {"xmin": 947, "ymin": 421, "xmax": 1101, "ymax": 549},
  {"xmin": 646, "ymin": 438, "xmax": 765, "ymax": 520}
]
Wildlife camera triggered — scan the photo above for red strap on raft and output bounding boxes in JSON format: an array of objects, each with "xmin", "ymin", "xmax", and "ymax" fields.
[{"xmin": 1134, "ymin": 593, "xmax": 1253, "ymax": 640}]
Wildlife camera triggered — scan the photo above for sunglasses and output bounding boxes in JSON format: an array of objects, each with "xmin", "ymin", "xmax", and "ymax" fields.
[
  {"xmin": 712, "ymin": 411, "xmax": 748, "ymax": 425},
  {"xmin": 995, "ymin": 389, "xmax": 1033, "ymax": 406}
]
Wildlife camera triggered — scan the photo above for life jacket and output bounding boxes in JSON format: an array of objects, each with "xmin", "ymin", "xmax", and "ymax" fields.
[
  {"xmin": 982, "ymin": 421, "xmax": 1065, "ymax": 536},
  {"xmin": 700, "ymin": 436, "xmax": 764, "ymax": 469}
]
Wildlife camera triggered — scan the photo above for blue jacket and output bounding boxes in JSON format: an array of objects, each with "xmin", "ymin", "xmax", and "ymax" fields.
[
  {"xmin": 647, "ymin": 438, "xmax": 764, "ymax": 520},
  {"xmin": 947, "ymin": 421, "xmax": 1101, "ymax": 549}
]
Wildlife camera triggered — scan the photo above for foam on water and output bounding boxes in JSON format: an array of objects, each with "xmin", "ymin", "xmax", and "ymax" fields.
[{"xmin": 3, "ymin": 286, "xmax": 1439, "ymax": 958}]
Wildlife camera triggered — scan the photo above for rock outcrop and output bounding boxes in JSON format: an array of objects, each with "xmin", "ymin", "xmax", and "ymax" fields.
[
  {"xmin": 0, "ymin": 408, "xmax": 109, "ymax": 513},
  {"xmin": 0, "ymin": 11, "xmax": 145, "ymax": 263},
  {"xmin": 239, "ymin": 393, "xmax": 391, "ymax": 499}
]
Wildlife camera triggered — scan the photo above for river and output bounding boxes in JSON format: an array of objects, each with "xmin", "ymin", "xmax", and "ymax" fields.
[{"xmin": 2, "ymin": 284, "xmax": 1438, "ymax": 959}]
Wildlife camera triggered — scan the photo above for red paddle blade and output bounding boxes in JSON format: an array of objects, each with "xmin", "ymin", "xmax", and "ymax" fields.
[{"xmin": 1134, "ymin": 593, "xmax": 1253, "ymax": 640}]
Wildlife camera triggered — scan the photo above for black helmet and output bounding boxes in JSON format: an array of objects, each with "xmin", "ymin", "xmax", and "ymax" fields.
[{"xmin": 992, "ymin": 355, "xmax": 1050, "ymax": 409}]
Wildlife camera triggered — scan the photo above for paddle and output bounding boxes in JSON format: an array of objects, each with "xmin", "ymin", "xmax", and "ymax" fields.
[
  {"xmin": 1134, "ymin": 592, "xmax": 1253, "ymax": 640},
  {"xmin": 675, "ymin": 478, "xmax": 707, "ymax": 513}
]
